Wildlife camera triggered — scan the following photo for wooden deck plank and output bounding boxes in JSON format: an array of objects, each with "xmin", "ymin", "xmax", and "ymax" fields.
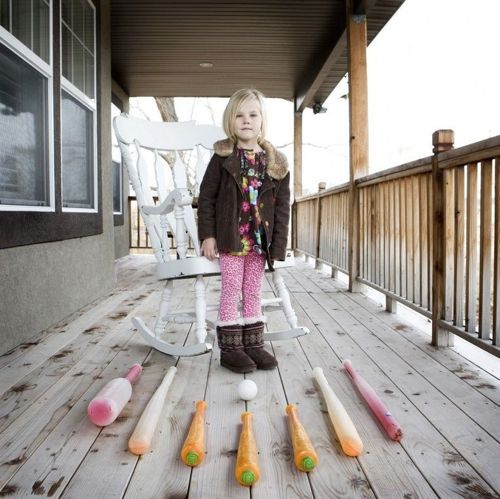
[
  {"xmin": 265, "ymin": 284, "xmax": 377, "ymax": 498},
  {"xmin": 298, "ymin": 262, "xmax": 500, "ymax": 404},
  {"xmin": 279, "ymin": 277, "xmax": 448, "ymax": 498},
  {"xmin": 0, "ymin": 285, "xmax": 157, "ymax": 435},
  {"xmin": 294, "ymin": 289, "xmax": 497, "ymax": 498},
  {"xmin": 2, "ymin": 256, "xmax": 500, "ymax": 498},
  {"xmin": 0, "ymin": 293, "xmax": 158, "ymax": 492},
  {"xmin": 7, "ymin": 274, "xmax": 199, "ymax": 498},
  {"xmin": 124, "ymin": 280, "xmax": 216, "ymax": 498},
  {"xmin": 345, "ymin": 289, "xmax": 500, "ymax": 407},
  {"xmin": 0, "ymin": 287, "xmax": 147, "ymax": 395},
  {"xmin": 0, "ymin": 255, "xmax": 157, "ymax": 392},
  {"xmin": 5, "ymin": 334, "xmax": 153, "ymax": 498},
  {"xmin": 66, "ymin": 290, "xmax": 196, "ymax": 498},
  {"xmin": 246, "ymin": 344, "xmax": 313, "ymax": 497},
  {"xmin": 330, "ymin": 290, "xmax": 500, "ymax": 442},
  {"xmin": 286, "ymin": 264, "xmax": 500, "ymax": 496},
  {"xmin": 311, "ymin": 280, "xmax": 500, "ymax": 442},
  {"xmin": 187, "ymin": 344, "xmax": 250, "ymax": 498}
]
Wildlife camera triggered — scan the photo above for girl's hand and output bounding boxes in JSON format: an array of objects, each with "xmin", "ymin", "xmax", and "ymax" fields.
[{"xmin": 201, "ymin": 238, "xmax": 218, "ymax": 261}]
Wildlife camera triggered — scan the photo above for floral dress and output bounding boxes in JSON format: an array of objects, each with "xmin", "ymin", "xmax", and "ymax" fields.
[{"xmin": 230, "ymin": 148, "xmax": 267, "ymax": 256}]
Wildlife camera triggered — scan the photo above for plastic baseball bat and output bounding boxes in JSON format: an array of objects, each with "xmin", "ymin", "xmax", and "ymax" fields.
[
  {"xmin": 286, "ymin": 404, "xmax": 319, "ymax": 471},
  {"xmin": 128, "ymin": 366, "xmax": 177, "ymax": 455},
  {"xmin": 235, "ymin": 411, "xmax": 260, "ymax": 486},
  {"xmin": 343, "ymin": 359, "xmax": 403, "ymax": 441},
  {"xmin": 180, "ymin": 400, "xmax": 207, "ymax": 466},
  {"xmin": 87, "ymin": 363, "xmax": 143, "ymax": 426},
  {"xmin": 313, "ymin": 366, "xmax": 363, "ymax": 457}
]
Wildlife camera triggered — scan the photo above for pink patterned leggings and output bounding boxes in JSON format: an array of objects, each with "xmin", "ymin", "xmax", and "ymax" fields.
[{"xmin": 218, "ymin": 252, "xmax": 266, "ymax": 322}]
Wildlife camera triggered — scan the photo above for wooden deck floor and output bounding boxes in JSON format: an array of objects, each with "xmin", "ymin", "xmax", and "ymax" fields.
[{"xmin": 1, "ymin": 255, "xmax": 500, "ymax": 499}]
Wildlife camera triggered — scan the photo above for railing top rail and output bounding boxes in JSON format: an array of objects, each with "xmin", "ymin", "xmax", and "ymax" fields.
[
  {"xmin": 356, "ymin": 157, "xmax": 432, "ymax": 187},
  {"xmin": 295, "ymin": 133, "xmax": 500, "ymax": 200},
  {"xmin": 295, "ymin": 182, "xmax": 350, "ymax": 203},
  {"xmin": 438, "ymin": 134, "xmax": 500, "ymax": 169}
]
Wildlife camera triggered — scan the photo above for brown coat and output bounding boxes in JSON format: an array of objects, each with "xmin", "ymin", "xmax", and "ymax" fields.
[{"xmin": 197, "ymin": 138, "xmax": 290, "ymax": 270}]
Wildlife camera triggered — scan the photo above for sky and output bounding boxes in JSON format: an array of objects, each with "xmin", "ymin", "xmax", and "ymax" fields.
[{"xmin": 130, "ymin": 0, "xmax": 500, "ymax": 195}]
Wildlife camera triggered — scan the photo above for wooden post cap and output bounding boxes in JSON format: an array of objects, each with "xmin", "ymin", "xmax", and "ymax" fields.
[{"xmin": 432, "ymin": 130, "xmax": 454, "ymax": 153}]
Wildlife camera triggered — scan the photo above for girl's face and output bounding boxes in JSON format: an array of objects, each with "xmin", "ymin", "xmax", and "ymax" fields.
[{"xmin": 233, "ymin": 98, "xmax": 263, "ymax": 148}]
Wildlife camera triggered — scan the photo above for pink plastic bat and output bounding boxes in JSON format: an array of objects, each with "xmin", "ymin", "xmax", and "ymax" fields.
[
  {"xmin": 343, "ymin": 359, "xmax": 403, "ymax": 441},
  {"xmin": 87, "ymin": 363, "xmax": 143, "ymax": 426}
]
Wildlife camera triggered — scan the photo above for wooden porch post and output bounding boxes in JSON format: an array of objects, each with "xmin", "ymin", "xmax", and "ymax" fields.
[
  {"xmin": 315, "ymin": 182, "xmax": 326, "ymax": 268},
  {"xmin": 347, "ymin": 12, "xmax": 369, "ymax": 292},
  {"xmin": 294, "ymin": 111, "xmax": 303, "ymax": 198},
  {"xmin": 432, "ymin": 129, "xmax": 455, "ymax": 346},
  {"xmin": 292, "ymin": 111, "xmax": 303, "ymax": 253}
]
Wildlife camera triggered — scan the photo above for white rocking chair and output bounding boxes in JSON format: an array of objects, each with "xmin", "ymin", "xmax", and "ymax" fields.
[{"xmin": 113, "ymin": 114, "xmax": 309, "ymax": 357}]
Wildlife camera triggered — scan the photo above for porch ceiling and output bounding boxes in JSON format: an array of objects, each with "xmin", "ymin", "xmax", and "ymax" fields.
[{"xmin": 110, "ymin": 0, "xmax": 404, "ymax": 110}]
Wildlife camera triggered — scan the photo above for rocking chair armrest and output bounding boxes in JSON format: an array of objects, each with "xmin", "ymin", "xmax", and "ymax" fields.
[{"xmin": 142, "ymin": 189, "xmax": 193, "ymax": 216}]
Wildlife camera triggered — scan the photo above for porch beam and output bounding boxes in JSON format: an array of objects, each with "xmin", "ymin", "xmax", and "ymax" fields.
[
  {"xmin": 347, "ymin": 10, "xmax": 369, "ymax": 292},
  {"xmin": 295, "ymin": 31, "xmax": 347, "ymax": 113}
]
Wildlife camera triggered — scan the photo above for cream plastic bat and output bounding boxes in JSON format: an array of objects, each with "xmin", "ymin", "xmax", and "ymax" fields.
[
  {"xmin": 128, "ymin": 366, "xmax": 177, "ymax": 455},
  {"xmin": 313, "ymin": 366, "xmax": 363, "ymax": 456}
]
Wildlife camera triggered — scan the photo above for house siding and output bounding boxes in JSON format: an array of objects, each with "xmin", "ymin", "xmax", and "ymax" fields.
[{"xmin": 0, "ymin": 0, "xmax": 115, "ymax": 355}]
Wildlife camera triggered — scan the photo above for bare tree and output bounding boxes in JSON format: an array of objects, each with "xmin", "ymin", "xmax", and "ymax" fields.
[
  {"xmin": 154, "ymin": 97, "xmax": 178, "ymax": 123},
  {"xmin": 154, "ymin": 97, "xmax": 196, "ymax": 192}
]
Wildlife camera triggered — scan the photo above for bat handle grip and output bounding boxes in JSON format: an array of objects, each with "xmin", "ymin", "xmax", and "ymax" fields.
[
  {"xmin": 342, "ymin": 359, "xmax": 354, "ymax": 378},
  {"xmin": 126, "ymin": 363, "xmax": 143, "ymax": 384}
]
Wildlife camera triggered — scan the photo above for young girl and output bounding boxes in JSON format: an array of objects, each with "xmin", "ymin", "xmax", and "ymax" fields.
[{"xmin": 198, "ymin": 88, "xmax": 290, "ymax": 373}]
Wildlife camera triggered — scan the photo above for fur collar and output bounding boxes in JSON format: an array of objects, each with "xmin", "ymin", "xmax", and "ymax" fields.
[{"xmin": 213, "ymin": 138, "xmax": 288, "ymax": 180}]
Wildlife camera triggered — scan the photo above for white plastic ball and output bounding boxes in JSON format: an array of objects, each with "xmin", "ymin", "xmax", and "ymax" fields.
[{"xmin": 238, "ymin": 379, "xmax": 258, "ymax": 401}]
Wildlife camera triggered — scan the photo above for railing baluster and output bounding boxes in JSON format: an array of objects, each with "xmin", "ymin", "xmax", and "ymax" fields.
[
  {"xmin": 394, "ymin": 180, "xmax": 401, "ymax": 296},
  {"xmin": 454, "ymin": 166, "xmax": 465, "ymax": 328},
  {"xmin": 400, "ymin": 180, "xmax": 407, "ymax": 300},
  {"xmin": 406, "ymin": 177, "xmax": 414, "ymax": 303},
  {"xmin": 494, "ymin": 157, "xmax": 500, "ymax": 346},
  {"xmin": 444, "ymin": 169, "xmax": 455, "ymax": 321},
  {"xmin": 466, "ymin": 162, "xmax": 478, "ymax": 333},
  {"xmin": 420, "ymin": 175, "xmax": 429, "ymax": 309},
  {"xmin": 413, "ymin": 175, "xmax": 420, "ymax": 305},
  {"xmin": 479, "ymin": 159, "xmax": 493, "ymax": 339}
]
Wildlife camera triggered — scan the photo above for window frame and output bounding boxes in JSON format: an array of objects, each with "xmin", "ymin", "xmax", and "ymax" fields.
[
  {"xmin": 0, "ymin": 0, "xmax": 103, "ymax": 250},
  {"xmin": 60, "ymin": 0, "xmax": 97, "ymax": 213},
  {"xmin": 0, "ymin": 2, "xmax": 55, "ymax": 212},
  {"xmin": 111, "ymin": 97, "xmax": 124, "ymax": 220}
]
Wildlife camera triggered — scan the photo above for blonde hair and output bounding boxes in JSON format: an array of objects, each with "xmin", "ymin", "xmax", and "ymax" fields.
[{"xmin": 222, "ymin": 88, "xmax": 268, "ymax": 144}]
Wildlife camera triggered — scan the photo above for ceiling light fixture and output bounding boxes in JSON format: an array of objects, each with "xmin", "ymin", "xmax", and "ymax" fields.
[{"xmin": 199, "ymin": 62, "xmax": 213, "ymax": 68}]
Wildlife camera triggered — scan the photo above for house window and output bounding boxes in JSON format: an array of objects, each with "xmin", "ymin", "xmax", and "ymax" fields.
[
  {"xmin": 60, "ymin": 0, "xmax": 94, "ymax": 98},
  {"xmin": 111, "ymin": 102, "xmax": 123, "ymax": 215},
  {"xmin": 61, "ymin": 90, "xmax": 94, "ymax": 208},
  {"xmin": 0, "ymin": 0, "xmax": 103, "ymax": 248},
  {"xmin": 0, "ymin": 0, "xmax": 50, "ymax": 64},
  {"xmin": 60, "ymin": 0, "xmax": 96, "ymax": 211},
  {"xmin": 0, "ymin": 0, "xmax": 53, "ymax": 211},
  {"xmin": 112, "ymin": 160, "xmax": 122, "ymax": 214}
]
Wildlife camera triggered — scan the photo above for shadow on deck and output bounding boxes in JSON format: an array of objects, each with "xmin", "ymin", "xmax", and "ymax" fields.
[{"xmin": 1, "ymin": 254, "xmax": 499, "ymax": 498}]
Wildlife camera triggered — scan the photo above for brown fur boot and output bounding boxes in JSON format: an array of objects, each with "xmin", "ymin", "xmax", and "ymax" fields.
[
  {"xmin": 242, "ymin": 321, "xmax": 278, "ymax": 370},
  {"xmin": 217, "ymin": 323, "xmax": 256, "ymax": 373}
]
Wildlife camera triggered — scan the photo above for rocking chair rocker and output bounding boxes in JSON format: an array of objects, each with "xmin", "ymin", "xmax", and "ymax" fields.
[{"xmin": 113, "ymin": 114, "xmax": 309, "ymax": 357}]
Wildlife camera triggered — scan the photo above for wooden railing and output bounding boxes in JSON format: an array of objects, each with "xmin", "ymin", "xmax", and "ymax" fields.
[
  {"xmin": 128, "ymin": 196, "xmax": 195, "ymax": 251},
  {"xmin": 294, "ymin": 132, "xmax": 500, "ymax": 357},
  {"xmin": 129, "ymin": 196, "xmax": 154, "ymax": 250},
  {"xmin": 293, "ymin": 183, "xmax": 350, "ymax": 274}
]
